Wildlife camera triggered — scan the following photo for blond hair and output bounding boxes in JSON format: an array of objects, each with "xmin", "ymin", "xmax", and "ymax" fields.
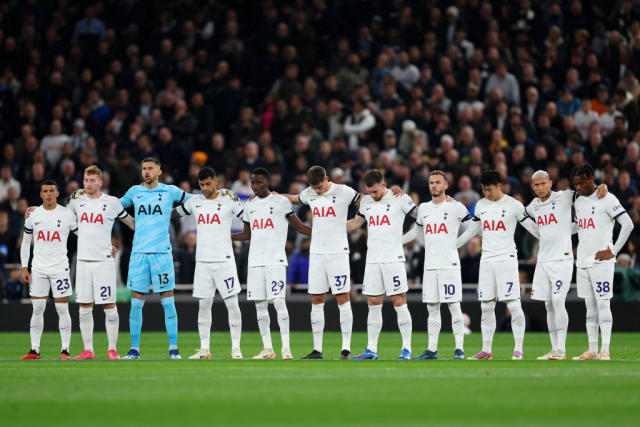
[{"xmin": 84, "ymin": 165, "xmax": 103, "ymax": 179}]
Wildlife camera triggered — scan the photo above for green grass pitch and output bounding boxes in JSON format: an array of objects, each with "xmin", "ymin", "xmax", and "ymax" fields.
[{"xmin": 1, "ymin": 331, "xmax": 640, "ymax": 426}]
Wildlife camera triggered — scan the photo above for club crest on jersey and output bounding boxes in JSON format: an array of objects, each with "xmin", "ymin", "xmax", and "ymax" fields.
[
  {"xmin": 103, "ymin": 203, "xmax": 108, "ymax": 211},
  {"xmin": 217, "ymin": 203, "xmax": 222, "ymax": 211},
  {"xmin": 386, "ymin": 204, "xmax": 391, "ymax": 212},
  {"xmin": 332, "ymin": 195, "xmax": 337, "ymax": 203},
  {"xmin": 137, "ymin": 204, "xmax": 162, "ymax": 215},
  {"xmin": 313, "ymin": 206, "xmax": 336, "ymax": 217},
  {"xmin": 537, "ymin": 213, "xmax": 558, "ymax": 226},
  {"xmin": 198, "ymin": 213, "xmax": 221, "ymax": 224},
  {"xmin": 269, "ymin": 206, "xmax": 274, "ymax": 215},
  {"xmin": 483, "ymin": 220, "xmax": 506, "ymax": 231},
  {"xmin": 578, "ymin": 217, "xmax": 596, "ymax": 230},
  {"xmin": 57, "ymin": 219, "xmax": 61, "ymax": 228},
  {"xmin": 158, "ymin": 193, "xmax": 163, "ymax": 201},
  {"xmin": 425, "ymin": 223, "xmax": 448, "ymax": 234},
  {"xmin": 37, "ymin": 230, "xmax": 61, "ymax": 241},
  {"xmin": 551, "ymin": 201, "xmax": 556, "ymax": 210},
  {"xmin": 368, "ymin": 215, "xmax": 390, "ymax": 226},
  {"xmin": 80, "ymin": 212, "xmax": 104, "ymax": 224},
  {"xmin": 501, "ymin": 209, "xmax": 506, "ymax": 217},
  {"xmin": 443, "ymin": 211, "xmax": 448, "ymax": 220},
  {"xmin": 252, "ymin": 218, "xmax": 274, "ymax": 229},
  {"xmin": 591, "ymin": 206, "xmax": 595, "ymax": 214}
]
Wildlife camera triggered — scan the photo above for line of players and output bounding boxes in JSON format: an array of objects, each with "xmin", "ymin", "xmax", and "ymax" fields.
[{"xmin": 19, "ymin": 159, "xmax": 633, "ymax": 361}]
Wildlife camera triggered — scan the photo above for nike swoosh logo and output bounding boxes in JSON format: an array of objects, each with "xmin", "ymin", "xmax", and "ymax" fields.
[
  {"xmin": 311, "ymin": 321, "xmax": 320, "ymax": 325},
  {"xmin": 250, "ymin": 210, "xmax": 256, "ymax": 213},
  {"xmin": 196, "ymin": 205, "xmax": 202, "ymax": 208},
  {"xmin": 80, "ymin": 204, "xmax": 86, "ymax": 207},
  {"xmin": 136, "ymin": 195, "xmax": 144, "ymax": 199}
]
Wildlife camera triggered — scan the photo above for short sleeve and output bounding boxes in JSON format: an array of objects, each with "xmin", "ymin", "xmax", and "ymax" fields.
[
  {"xmin": 120, "ymin": 187, "xmax": 135, "ymax": 208},
  {"xmin": 170, "ymin": 185, "xmax": 189, "ymax": 205},
  {"xmin": 233, "ymin": 200, "xmax": 244, "ymax": 218},
  {"xmin": 415, "ymin": 205, "xmax": 424, "ymax": 226},
  {"xmin": 242, "ymin": 204, "xmax": 250, "ymax": 223},
  {"xmin": 24, "ymin": 215, "xmax": 33, "ymax": 234},
  {"xmin": 343, "ymin": 185, "xmax": 359, "ymax": 205},
  {"xmin": 457, "ymin": 202, "xmax": 470, "ymax": 220},
  {"xmin": 401, "ymin": 194, "xmax": 416, "ymax": 215},
  {"xmin": 68, "ymin": 211, "xmax": 78, "ymax": 232},
  {"xmin": 606, "ymin": 195, "xmax": 626, "ymax": 219},
  {"xmin": 67, "ymin": 199, "xmax": 77, "ymax": 217},
  {"xmin": 561, "ymin": 190, "xmax": 576, "ymax": 205},
  {"xmin": 357, "ymin": 196, "xmax": 369, "ymax": 217},
  {"xmin": 281, "ymin": 196, "xmax": 294, "ymax": 217},
  {"xmin": 176, "ymin": 196, "xmax": 194, "ymax": 216},
  {"xmin": 514, "ymin": 199, "xmax": 527, "ymax": 222},
  {"xmin": 299, "ymin": 187, "xmax": 310, "ymax": 205},
  {"xmin": 113, "ymin": 198, "xmax": 128, "ymax": 219}
]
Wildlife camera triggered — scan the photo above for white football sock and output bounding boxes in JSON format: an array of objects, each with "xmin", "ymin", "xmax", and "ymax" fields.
[
  {"xmin": 224, "ymin": 295, "xmax": 242, "ymax": 349},
  {"xmin": 596, "ymin": 299, "xmax": 612, "ymax": 354},
  {"xmin": 395, "ymin": 304, "xmax": 412, "ymax": 352},
  {"xmin": 585, "ymin": 299, "xmax": 599, "ymax": 353},
  {"xmin": 338, "ymin": 302, "xmax": 352, "ymax": 351},
  {"xmin": 551, "ymin": 294, "xmax": 568, "ymax": 353},
  {"xmin": 79, "ymin": 306, "xmax": 94, "ymax": 352},
  {"xmin": 480, "ymin": 301, "xmax": 496, "ymax": 353},
  {"xmin": 448, "ymin": 302, "xmax": 464, "ymax": 351},
  {"xmin": 55, "ymin": 302, "xmax": 71, "ymax": 352},
  {"xmin": 367, "ymin": 304, "xmax": 383, "ymax": 353},
  {"xmin": 198, "ymin": 297, "xmax": 213, "ymax": 350},
  {"xmin": 426, "ymin": 303, "xmax": 441, "ymax": 352},
  {"xmin": 544, "ymin": 300, "xmax": 557, "ymax": 351},
  {"xmin": 310, "ymin": 303, "xmax": 325, "ymax": 352},
  {"xmin": 507, "ymin": 300, "xmax": 525, "ymax": 353},
  {"xmin": 104, "ymin": 307, "xmax": 119, "ymax": 351},
  {"xmin": 255, "ymin": 301, "xmax": 272, "ymax": 349},
  {"xmin": 30, "ymin": 299, "xmax": 46, "ymax": 353},
  {"xmin": 273, "ymin": 298, "xmax": 290, "ymax": 349}
]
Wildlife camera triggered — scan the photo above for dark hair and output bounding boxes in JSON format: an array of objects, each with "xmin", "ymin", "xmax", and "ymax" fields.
[
  {"xmin": 480, "ymin": 170, "xmax": 501, "ymax": 186},
  {"xmin": 251, "ymin": 167, "xmax": 270, "ymax": 180},
  {"xmin": 197, "ymin": 167, "xmax": 216, "ymax": 181},
  {"xmin": 141, "ymin": 157, "xmax": 161, "ymax": 166},
  {"xmin": 363, "ymin": 169, "xmax": 384, "ymax": 187},
  {"xmin": 307, "ymin": 166, "xmax": 326, "ymax": 186},
  {"xmin": 40, "ymin": 179, "xmax": 58, "ymax": 189},
  {"xmin": 570, "ymin": 163, "xmax": 594, "ymax": 180}
]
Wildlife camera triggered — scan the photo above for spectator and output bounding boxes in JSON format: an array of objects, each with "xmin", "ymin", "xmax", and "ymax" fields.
[
  {"xmin": 454, "ymin": 175, "xmax": 481, "ymax": 208},
  {"xmin": 485, "ymin": 62, "xmax": 521, "ymax": 106},
  {"xmin": 391, "ymin": 51, "xmax": 420, "ymax": 91},
  {"xmin": 343, "ymin": 98, "xmax": 375, "ymax": 151},
  {"xmin": 0, "ymin": 164, "xmax": 20, "ymax": 202},
  {"xmin": 40, "ymin": 119, "xmax": 71, "ymax": 168}
]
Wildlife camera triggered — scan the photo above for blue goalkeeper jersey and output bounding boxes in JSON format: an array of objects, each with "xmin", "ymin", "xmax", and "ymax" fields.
[{"xmin": 120, "ymin": 183, "xmax": 190, "ymax": 254}]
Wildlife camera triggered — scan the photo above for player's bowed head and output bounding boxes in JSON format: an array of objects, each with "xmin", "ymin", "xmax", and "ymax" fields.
[
  {"xmin": 571, "ymin": 163, "xmax": 597, "ymax": 197},
  {"xmin": 197, "ymin": 166, "xmax": 220, "ymax": 199},
  {"xmin": 363, "ymin": 169, "xmax": 387, "ymax": 201},
  {"xmin": 479, "ymin": 170, "xmax": 504, "ymax": 202}
]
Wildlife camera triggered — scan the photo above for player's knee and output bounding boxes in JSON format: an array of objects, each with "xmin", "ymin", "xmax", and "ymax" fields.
[
  {"xmin": 311, "ymin": 294, "xmax": 326, "ymax": 305},
  {"xmin": 551, "ymin": 294, "xmax": 565, "ymax": 310},
  {"xmin": 335, "ymin": 293, "xmax": 350, "ymax": 305},
  {"xmin": 427, "ymin": 303, "xmax": 440, "ymax": 314}
]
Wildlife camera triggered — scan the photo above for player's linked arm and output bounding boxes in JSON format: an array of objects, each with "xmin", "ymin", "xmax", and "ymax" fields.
[
  {"xmin": 119, "ymin": 215, "xmax": 135, "ymax": 230},
  {"xmin": 280, "ymin": 193, "xmax": 303, "ymax": 206},
  {"xmin": 346, "ymin": 215, "xmax": 366, "ymax": 232},
  {"xmin": 287, "ymin": 214, "xmax": 312, "ymax": 236},
  {"xmin": 231, "ymin": 222, "xmax": 252, "ymax": 241},
  {"xmin": 518, "ymin": 215, "xmax": 540, "ymax": 239},
  {"xmin": 456, "ymin": 218, "xmax": 481, "ymax": 248}
]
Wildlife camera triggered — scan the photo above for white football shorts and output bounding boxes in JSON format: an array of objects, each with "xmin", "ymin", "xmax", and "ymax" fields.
[
  {"xmin": 193, "ymin": 259, "xmax": 241, "ymax": 299},
  {"xmin": 362, "ymin": 262, "xmax": 408, "ymax": 296},
  {"xmin": 30, "ymin": 268, "xmax": 73, "ymax": 299},
  {"xmin": 247, "ymin": 265, "xmax": 287, "ymax": 301},
  {"xmin": 75, "ymin": 259, "xmax": 117, "ymax": 304},
  {"xmin": 422, "ymin": 268, "xmax": 462, "ymax": 303},
  {"xmin": 531, "ymin": 259, "xmax": 574, "ymax": 301},
  {"xmin": 478, "ymin": 260, "xmax": 520, "ymax": 301},
  {"xmin": 576, "ymin": 262, "xmax": 615, "ymax": 301},
  {"xmin": 307, "ymin": 253, "xmax": 351, "ymax": 295}
]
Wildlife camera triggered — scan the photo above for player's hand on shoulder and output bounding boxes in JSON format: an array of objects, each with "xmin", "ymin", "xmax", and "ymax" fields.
[
  {"xmin": 390, "ymin": 186, "xmax": 404, "ymax": 197},
  {"xmin": 24, "ymin": 206, "xmax": 36, "ymax": 218},
  {"xmin": 596, "ymin": 183, "xmax": 608, "ymax": 199},
  {"xmin": 445, "ymin": 195, "xmax": 454, "ymax": 202},
  {"xmin": 71, "ymin": 189, "xmax": 86, "ymax": 199}
]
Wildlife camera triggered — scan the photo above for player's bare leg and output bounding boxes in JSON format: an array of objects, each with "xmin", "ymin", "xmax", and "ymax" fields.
[
  {"xmin": 353, "ymin": 295, "xmax": 383, "ymax": 360},
  {"xmin": 21, "ymin": 296, "xmax": 46, "ymax": 360},
  {"xmin": 272, "ymin": 298, "xmax": 291, "ymax": 359},
  {"xmin": 74, "ymin": 302, "xmax": 96, "ymax": 359},
  {"xmin": 223, "ymin": 295, "xmax": 243, "ymax": 359},
  {"xmin": 302, "ymin": 293, "xmax": 326, "ymax": 359},
  {"xmin": 472, "ymin": 299, "xmax": 496, "ymax": 360},
  {"xmin": 253, "ymin": 300, "xmax": 275, "ymax": 359},
  {"xmin": 392, "ymin": 293, "xmax": 412, "ymax": 360},
  {"xmin": 336, "ymin": 292, "xmax": 352, "ymax": 359}
]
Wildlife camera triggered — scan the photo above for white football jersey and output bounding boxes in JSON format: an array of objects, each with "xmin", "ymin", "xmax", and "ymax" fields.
[
  {"xmin": 526, "ymin": 190, "xmax": 575, "ymax": 262},
  {"xmin": 359, "ymin": 191, "xmax": 416, "ymax": 263},
  {"xmin": 416, "ymin": 199, "xmax": 471, "ymax": 269},
  {"xmin": 178, "ymin": 189, "xmax": 244, "ymax": 262},
  {"xmin": 23, "ymin": 205, "xmax": 77, "ymax": 273},
  {"xmin": 473, "ymin": 195, "xmax": 527, "ymax": 262},
  {"xmin": 68, "ymin": 193, "xmax": 128, "ymax": 261},
  {"xmin": 574, "ymin": 191, "xmax": 626, "ymax": 268},
  {"xmin": 242, "ymin": 194, "xmax": 294, "ymax": 267},
  {"xmin": 299, "ymin": 183, "xmax": 359, "ymax": 255}
]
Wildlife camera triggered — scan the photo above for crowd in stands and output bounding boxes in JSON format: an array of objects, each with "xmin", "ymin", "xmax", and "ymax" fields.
[{"xmin": 1, "ymin": 0, "xmax": 640, "ymax": 299}]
